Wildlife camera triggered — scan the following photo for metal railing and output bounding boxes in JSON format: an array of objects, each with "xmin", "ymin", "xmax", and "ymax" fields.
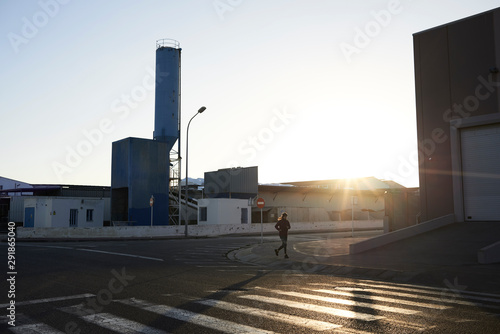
[{"xmin": 156, "ymin": 38, "xmax": 180, "ymax": 49}]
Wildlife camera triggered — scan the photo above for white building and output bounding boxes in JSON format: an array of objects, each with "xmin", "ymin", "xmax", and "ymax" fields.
[
  {"xmin": 23, "ymin": 197, "xmax": 104, "ymax": 228},
  {"xmin": 197, "ymin": 198, "xmax": 251, "ymax": 225}
]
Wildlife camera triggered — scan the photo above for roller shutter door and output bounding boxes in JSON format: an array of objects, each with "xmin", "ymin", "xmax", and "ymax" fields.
[{"xmin": 461, "ymin": 123, "xmax": 500, "ymax": 221}]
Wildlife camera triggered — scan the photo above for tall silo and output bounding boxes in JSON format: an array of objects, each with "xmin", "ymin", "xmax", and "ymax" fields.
[
  {"xmin": 111, "ymin": 39, "xmax": 182, "ymax": 226},
  {"xmin": 154, "ymin": 39, "xmax": 181, "ymax": 151}
]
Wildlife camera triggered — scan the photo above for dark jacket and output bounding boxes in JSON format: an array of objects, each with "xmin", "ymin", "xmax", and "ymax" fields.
[{"xmin": 275, "ymin": 219, "xmax": 291, "ymax": 237}]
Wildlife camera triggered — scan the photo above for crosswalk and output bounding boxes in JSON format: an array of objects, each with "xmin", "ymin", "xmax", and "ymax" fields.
[{"xmin": 4, "ymin": 279, "xmax": 500, "ymax": 333}]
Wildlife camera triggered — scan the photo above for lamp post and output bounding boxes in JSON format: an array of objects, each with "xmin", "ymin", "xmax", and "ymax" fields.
[{"xmin": 185, "ymin": 106, "xmax": 206, "ymax": 237}]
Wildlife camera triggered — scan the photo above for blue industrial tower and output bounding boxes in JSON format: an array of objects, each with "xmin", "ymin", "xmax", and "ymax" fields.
[{"xmin": 111, "ymin": 39, "xmax": 181, "ymax": 226}]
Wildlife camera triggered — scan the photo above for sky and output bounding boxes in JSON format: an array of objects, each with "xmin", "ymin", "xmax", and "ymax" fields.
[{"xmin": 1, "ymin": 0, "xmax": 499, "ymax": 188}]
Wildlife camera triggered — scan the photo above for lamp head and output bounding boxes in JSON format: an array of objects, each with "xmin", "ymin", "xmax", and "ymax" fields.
[{"xmin": 198, "ymin": 106, "xmax": 206, "ymax": 113}]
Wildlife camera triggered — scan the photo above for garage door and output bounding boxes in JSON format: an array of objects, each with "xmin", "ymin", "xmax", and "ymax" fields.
[{"xmin": 461, "ymin": 123, "xmax": 500, "ymax": 221}]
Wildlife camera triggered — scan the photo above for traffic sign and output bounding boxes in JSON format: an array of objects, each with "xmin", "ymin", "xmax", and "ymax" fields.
[
  {"xmin": 256, "ymin": 197, "xmax": 265, "ymax": 209},
  {"xmin": 150, "ymin": 196, "xmax": 155, "ymax": 207}
]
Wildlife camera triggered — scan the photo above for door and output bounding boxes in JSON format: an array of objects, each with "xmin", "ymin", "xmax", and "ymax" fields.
[
  {"xmin": 241, "ymin": 208, "xmax": 248, "ymax": 224},
  {"xmin": 69, "ymin": 209, "xmax": 78, "ymax": 227},
  {"xmin": 461, "ymin": 124, "xmax": 500, "ymax": 221},
  {"xmin": 24, "ymin": 207, "xmax": 35, "ymax": 227}
]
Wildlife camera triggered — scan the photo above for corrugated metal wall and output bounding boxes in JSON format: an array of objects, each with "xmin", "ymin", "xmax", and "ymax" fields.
[{"xmin": 204, "ymin": 166, "xmax": 258, "ymax": 199}]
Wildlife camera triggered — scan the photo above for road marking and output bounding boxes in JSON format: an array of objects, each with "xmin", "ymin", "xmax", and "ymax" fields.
[
  {"xmin": 18, "ymin": 244, "xmax": 164, "ymax": 261},
  {"xmin": 196, "ymin": 298, "xmax": 341, "ymax": 331},
  {"xmin": 382, "ymin": 318, "xmax": 436, "ymax": 332},
  {"xmin": 60, "ymin": 305, "xmax": 169, "ymax": 334},
  {"xmin": 336, "ymin": 280, "xmax": 500, "ymax": 302},
  {"xmin": 0, "ymin": 294, "xmax": 94, "ymax": 308},
  {"xmin": 74, "ymin": 248, "xmax": 164, "ymax": 261},
  {"xmin": 256, "ymin": 288, "xmax": 418, "ymax": 315},
  {"xmin": 239, "ymin": 295, "xmax": 384, "ymax": 321},
  {"xmin": 117, "ymin": 298, "xmax": 274, "ymax": 334},
  {"xmin": 358, "ymin": 279, "xmax": 500, "ymax": 299},
  {"xmin": 330, "ymin": 282, "xmax": 500, "ymax": 308},
  {"xmin": 196, "ymin": 265, "xmax": 241, "ymax": 268},
  {"xmin": 3, "ymin": 314, "xmax": 65, "ymax": 334},
  {"xmin": 312, "ymin": 289, "xmax": 451, "ymax": 310},
  {"xmin": 9, "ymin": 323, "xmax": 65, "ymax": 334}
]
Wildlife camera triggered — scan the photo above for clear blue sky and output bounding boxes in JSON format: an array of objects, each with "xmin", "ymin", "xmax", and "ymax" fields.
[{"xmin": 1, "ymin": 0, "xmax": 499, "ymax": 187}]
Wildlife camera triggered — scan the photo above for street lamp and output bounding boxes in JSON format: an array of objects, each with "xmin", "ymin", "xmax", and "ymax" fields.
[{"xmin": 185, "ymin": 106, "xmax": 206, "ymax": 237}]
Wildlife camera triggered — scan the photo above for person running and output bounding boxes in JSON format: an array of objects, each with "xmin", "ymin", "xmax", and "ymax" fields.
[{"xmin": 274, "ymin": 212, "xmax": 291, "ymax": 259}]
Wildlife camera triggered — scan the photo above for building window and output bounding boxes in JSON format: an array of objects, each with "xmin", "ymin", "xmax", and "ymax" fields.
[
  {"xmin": 86, "ymin": 209, "xmax": 94, "ymax": 222},
  {"xmin": 200, "ymin": 207, "xmax": 207, "ymax": 221}
]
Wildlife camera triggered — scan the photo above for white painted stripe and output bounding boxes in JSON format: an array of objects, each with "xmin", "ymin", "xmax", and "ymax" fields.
[
  {"xmin": 75, "ymin": 248, "xmax": 164, "ymax": 261},
  {"xmin": 336, "ymin": 280, "xmax": 500, "ymax": 300},
  {"xmin": 359, "ymin": 282, "xmax": 500, "ymax": 305},
  {"xmin": 239, "ymin": 295, "xmax": 384, "ymax": 321},
  {"xmin": 196, "ymin": 265, "xmax": 241, "ymax": 268},
  {"xmin": 196, "ymin": 298, "xmax": 341, "ymax": 331},
  {"xmin": 3, "ymin": 314, "xmax": 64, "ymax": 334},
  {"xmin": 312, "ymin": 289, "xmax": 451, "ymax": 310},
  {"xmin": 357, "ymin": 279, "xmax": 500, "ymax": 299},
  {"xmin": 330, "ymin": 282, "xmax": 500, "ymax": 308},
  {"xmin": 0, "ymin": 294, "xmax": 94, "ymax": 308},
  {"xmin": 117, "ymin": 298, "xmax": 274, "ymax": 334},
  {"xmin": 256, "ymin": 288, "xmax": 418, "ymax": 315},
  {"xmin": 81, "ymin": 313, "xmax": 169, "ymax": 333},
  {"xmin": 9, "ymin": 323, "xmax": 65, "ymax": 334},
  {"xmin": 217, "ymin": 269, "xmax": 269, "ymax": 272},
  {"xmin": 18, "ymin": 244, "xmax": 164, "ymax": 262},
  {"xmin": 331, "ymin": 327, "xmax": 378, "ymax": 334},
  {"xmin": 60, "ymin": 304, "xmax": 169, "ymax": 333},
  {"xmin": 182, "ymin": 261, "xmax": 231, "ymax": 264}
]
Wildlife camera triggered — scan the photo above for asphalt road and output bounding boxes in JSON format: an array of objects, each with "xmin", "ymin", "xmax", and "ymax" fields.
[{"xmin": 1, "ymin": 235, "xmax": 499, "ymax": 333}]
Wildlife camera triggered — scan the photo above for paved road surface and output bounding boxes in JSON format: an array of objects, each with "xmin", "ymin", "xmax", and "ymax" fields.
[{"xmin": 1, "ymin": 235, "xmax": 499, "ymax": 333}]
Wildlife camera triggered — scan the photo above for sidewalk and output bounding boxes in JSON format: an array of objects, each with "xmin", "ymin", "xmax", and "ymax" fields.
[{"xmin": 229, "ymin": 223, "xmax": 500, "ymax": 294}]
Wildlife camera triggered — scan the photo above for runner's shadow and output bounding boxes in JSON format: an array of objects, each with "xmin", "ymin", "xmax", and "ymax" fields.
[{"xmin": 350, "ymin": 289, "xmax": 383, "ymax": 331}]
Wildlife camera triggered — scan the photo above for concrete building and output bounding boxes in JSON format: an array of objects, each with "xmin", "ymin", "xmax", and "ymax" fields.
[
  {"xmin": 197, "ymin": 198, "xmax": 251, "ymax": 225},
  {"xmin": 414, "ymin": 8, "xmax": 500, "ymax": 222},
  {"xmin": 255, "ymin": 177, "xmax": 415, "ymax": 229},
  {"xmin": 23, "ymin": 197, "xmax": 104, "ymax": 228},
  {"xmin": 0, "ymin": 178, "xmax": 110, "ymax": 229}
]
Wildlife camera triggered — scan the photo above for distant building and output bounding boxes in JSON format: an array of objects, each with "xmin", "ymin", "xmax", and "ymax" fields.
[
  {"xmin": 0, "ymin": 176, "xmax": 110, "ymax": 229},
  {"xmin": 0, "ymin": 176, "xmax": 32, "ymax": 196},
  {"xmin": 256, "ymin": 177, "xmax": 417, "ymax": 230},
  {"xmin": 414, "ymin": 8, "xmax": 500, "ymax": 222},
  {"xmin": 23, "ymin": 197, "xmax": 104, "ymax": 228}
]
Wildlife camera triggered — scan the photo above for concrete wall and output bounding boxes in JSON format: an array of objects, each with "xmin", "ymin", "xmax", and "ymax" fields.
[
  {"xmin": 16, "ymin": 219, "xmax": 383, "ymax": 239},
  {"xmin": 413, "ymin": 8, "xmax": 500, "ymax": 222},
  {"xmin": 350, "ymin": 214, "xmax": 455, "ymax": 254}
]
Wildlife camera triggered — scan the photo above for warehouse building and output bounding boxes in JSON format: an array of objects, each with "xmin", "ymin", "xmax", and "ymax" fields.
[{"xmin": 414, "ymin": 8, "xmax": 500, "ymax": 222}]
